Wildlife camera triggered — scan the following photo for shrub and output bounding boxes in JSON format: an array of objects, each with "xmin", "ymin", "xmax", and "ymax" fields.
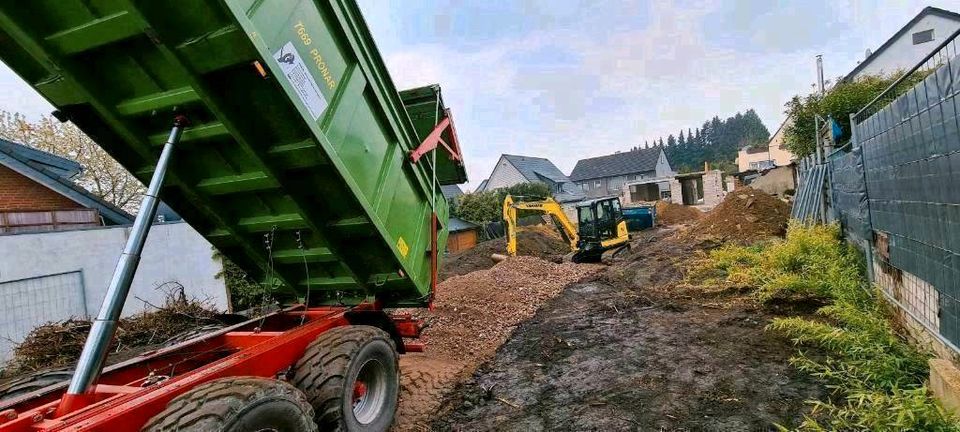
[
  {"xmin": 783, "ymin": 71, "xmax": 929, "ymax": 158},
  {"xmin": 689, "ymin": 223, "xmax": 957, "ymax": 430},
  {"xmin": 453, "ymin": 182, "xmax": 553, "ymax": 224}
]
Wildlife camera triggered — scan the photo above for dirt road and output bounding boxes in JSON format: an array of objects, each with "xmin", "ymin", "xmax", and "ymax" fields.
[{"xmin": 429, "ymin": 228, "xmax": 827, "ymax": 431}]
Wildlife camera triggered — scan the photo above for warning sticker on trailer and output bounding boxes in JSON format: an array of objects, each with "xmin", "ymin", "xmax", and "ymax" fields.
[{"xmin": 273, "ymin": 41, "xmax": 328, "ymax": 121}]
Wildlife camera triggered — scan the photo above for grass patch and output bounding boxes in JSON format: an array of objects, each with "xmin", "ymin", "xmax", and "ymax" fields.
[{"xmin": 690, "ymin": 222, "xmax": 957, "ymax": 431}]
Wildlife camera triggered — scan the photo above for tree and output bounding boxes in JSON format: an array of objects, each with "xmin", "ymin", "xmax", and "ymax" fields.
[
  {"xmin": 783, "ymin": 72, "xmax": 925, "ymax": 157},
  {"xmin": 655, "ymin": 110, "xmax": 770, "ymax": 173},
  {"xmin": 453, "ymin": 182, "xmax": 553, "ymax": 224},
  {"xmin": 0, "ymin": 111, "xmax": 144, "ymax": 212}
]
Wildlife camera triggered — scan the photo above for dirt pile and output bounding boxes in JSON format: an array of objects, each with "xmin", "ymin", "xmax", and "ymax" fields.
[
  {"xmin": 684, "ymin": 187, "xmax": 790, "ymax": 244},
  {"xmin": 439, "ymin": 224, "xmax": 570, "ymax": 281},
  {"xmin": 7, "ymin": 292, "xmax": 220, "ymax": 375},
  {"xmin": 395, "ymin": 256, "xmax": 602, "ymax": 430},
  {"xmin": 655, "ymin": 200, "xmax": 702, "ymax": 225}
]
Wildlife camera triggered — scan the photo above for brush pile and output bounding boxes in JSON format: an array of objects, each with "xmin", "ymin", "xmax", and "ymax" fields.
[{"xmin": 7, "ymin": 284, "xmax": 220, "ymax": 374}]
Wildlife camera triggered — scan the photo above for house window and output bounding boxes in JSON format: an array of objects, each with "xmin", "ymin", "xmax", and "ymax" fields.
[
  {"xmin": 594, "ymin": 180, "xmax": 601, "ymax": 189},
  {"xmin": 580, "ymin": 183, "xmax": 589, "ymax": 191},
  {"xmin": 913, "ymin": 29, "xmax": 934, "ymax": 45},
  {"xmin": 556, "ymin": 183, "xmax": 563, "ymax": 193},
  {"xmin": 627, "ymin": 174, "xmax": 637, "ymax": 181}
]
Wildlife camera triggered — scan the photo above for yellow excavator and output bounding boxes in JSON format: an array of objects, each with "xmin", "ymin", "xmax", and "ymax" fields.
[{"xmin": 503, "ymin": 195, "xmax": 630, "ymax": 263}]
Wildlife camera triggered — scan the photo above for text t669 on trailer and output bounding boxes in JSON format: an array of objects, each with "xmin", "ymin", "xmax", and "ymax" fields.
[{"xmin": 0, "ymin": 0, "xmax": 465, "ymax": 430}]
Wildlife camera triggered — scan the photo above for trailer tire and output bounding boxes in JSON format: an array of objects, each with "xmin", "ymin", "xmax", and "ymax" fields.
[
  {"xmin": 0, "ymin": 368, "xmax": 73, "ymax": 402},
  {"xmin": 293, "ymin": 325, "xmax": 399, "ymax": 432},
  {"xmin": 142, "ymin": 377, "xmax": 317, "ymax": 432}
]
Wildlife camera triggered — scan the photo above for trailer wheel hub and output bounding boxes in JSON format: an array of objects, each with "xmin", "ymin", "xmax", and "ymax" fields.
[
  {"xmin": 352, "ymin": 358, "xmax": 387, "ymax": 424},
  {"xmin": 353, "ymin": 381, "xmax": 367, "ymax": 400}
]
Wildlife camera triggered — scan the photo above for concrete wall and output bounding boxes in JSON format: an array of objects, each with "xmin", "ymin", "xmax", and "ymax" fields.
[
  {"xmin": 0, "ymin": 221, "xmax": 227, "ymax": 317},
  {"xmin": 483, "ymin": 157, "xmax": 527, "ymax": 191},
  {"xmin": 0, "ymin": 221, "xmax": 227, "ymax": 362},
  {"xmin": 701, "ymin": 170, "xmax": 725, "ymax": 207},
  {"xmin": 851, "ymin": 14, "xmax": 960, "ymax": 79},
  {"xmin": 668, "ymin": 179, "xmax": 683, "ymax": 204}
]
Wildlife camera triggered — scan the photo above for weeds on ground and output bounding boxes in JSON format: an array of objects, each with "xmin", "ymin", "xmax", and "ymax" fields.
[{"xmin": 691, "ymin": 222, "xmax": 958, "ymax": 431}]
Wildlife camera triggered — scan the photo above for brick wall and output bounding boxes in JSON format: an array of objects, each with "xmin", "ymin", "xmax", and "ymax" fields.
[{"xmin": 0, "ymin": 165, "xmax": 81, "ymax": 211}]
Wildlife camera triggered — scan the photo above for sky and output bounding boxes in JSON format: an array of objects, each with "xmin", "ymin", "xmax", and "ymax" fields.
[{"xmin": 1, "ymin": 1, "xmax": 959, "ymax": 191}]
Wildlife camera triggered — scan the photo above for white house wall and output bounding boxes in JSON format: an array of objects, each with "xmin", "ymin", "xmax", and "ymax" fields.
[
  {"xmin": 483, "ymin": 157, "xmax": 527, "ymax": 191},
  {"xmin": 852, "ymin": 14, "xmax": 960, "ymax": 79},
  {"xmin": 0, "ymin": 221, "xmax": 228, "ymax": 319},
  {"xmin": 655, "ymin": 150, "xmax": 674, "ymax": 177}
]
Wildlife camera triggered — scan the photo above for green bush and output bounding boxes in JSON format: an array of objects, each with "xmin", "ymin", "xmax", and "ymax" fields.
[
  {"xmin": 453, "ymin": 182, "xmax": 553, "ymax": 224},
  {"xmin": 213, "ymin": 250, "xmax": 272, "ymax": 313},
  {"xmin": 784, "ymin": 71, "xmax": 928, "ymax": 158},
  {"xmin": 691, "ymin": 223, "xmax": 958, "ymax": 430}
]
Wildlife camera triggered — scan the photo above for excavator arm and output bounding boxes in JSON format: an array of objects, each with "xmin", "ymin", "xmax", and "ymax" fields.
[{"xmin": 503, "ymin": 195, "xmax": 579, "ymax": 256}]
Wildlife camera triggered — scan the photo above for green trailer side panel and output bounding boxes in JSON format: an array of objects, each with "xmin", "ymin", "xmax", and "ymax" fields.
[{"xmin": 0, "ymin": 0, "xmax": 461, "ymax": 307}]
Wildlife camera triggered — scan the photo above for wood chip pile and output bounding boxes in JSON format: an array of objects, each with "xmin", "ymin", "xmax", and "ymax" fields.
[{"xmin": 423, "ymin": 256, "xmax": 602, "ymax": 364}]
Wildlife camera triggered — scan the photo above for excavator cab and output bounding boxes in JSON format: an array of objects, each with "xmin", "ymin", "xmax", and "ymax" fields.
[{"xmin": 573, "ymin": 197, "xmax": 630, "ymax": 263}]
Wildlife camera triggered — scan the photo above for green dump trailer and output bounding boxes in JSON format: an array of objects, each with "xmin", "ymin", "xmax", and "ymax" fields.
[
  {"xmin": 0, "ymin": 0, "xmax": 466, "ymax": 308},
  {"xmin": 0, "ymin": 1, "xmax": 468, "ymax": 430}
]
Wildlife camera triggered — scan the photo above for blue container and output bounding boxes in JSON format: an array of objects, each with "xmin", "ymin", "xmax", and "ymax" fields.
[{"xmin": 623, "ymin": 205, "xmax": 656, "ymax": 231}]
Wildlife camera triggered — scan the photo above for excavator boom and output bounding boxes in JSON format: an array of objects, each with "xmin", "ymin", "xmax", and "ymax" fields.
[{"xmin": 503, "ymin": 195, "xmax": 578, "ymax": 256}]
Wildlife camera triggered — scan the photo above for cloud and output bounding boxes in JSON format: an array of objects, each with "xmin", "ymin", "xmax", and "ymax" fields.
[{"xmin": 377, "ymin": 1, "xmax": 821, "ymax": 187}]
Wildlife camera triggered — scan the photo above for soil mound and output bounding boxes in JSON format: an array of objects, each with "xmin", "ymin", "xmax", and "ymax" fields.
[
  {"xmin": 439, "ymin": 224, "xmax": 569, "ymax": 281},
  {"xmin": 656, "ymin": 200, "xmax": 702, "ymax": 225},
  {"xmin": 684, "ymin": 187, "xmax": 790, "ymax": 244}
]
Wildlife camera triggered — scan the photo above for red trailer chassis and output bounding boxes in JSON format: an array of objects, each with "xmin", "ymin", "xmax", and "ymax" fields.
[{"xmin": 0, "ymin": 305, "xmax": 422, "ymax": 431}]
